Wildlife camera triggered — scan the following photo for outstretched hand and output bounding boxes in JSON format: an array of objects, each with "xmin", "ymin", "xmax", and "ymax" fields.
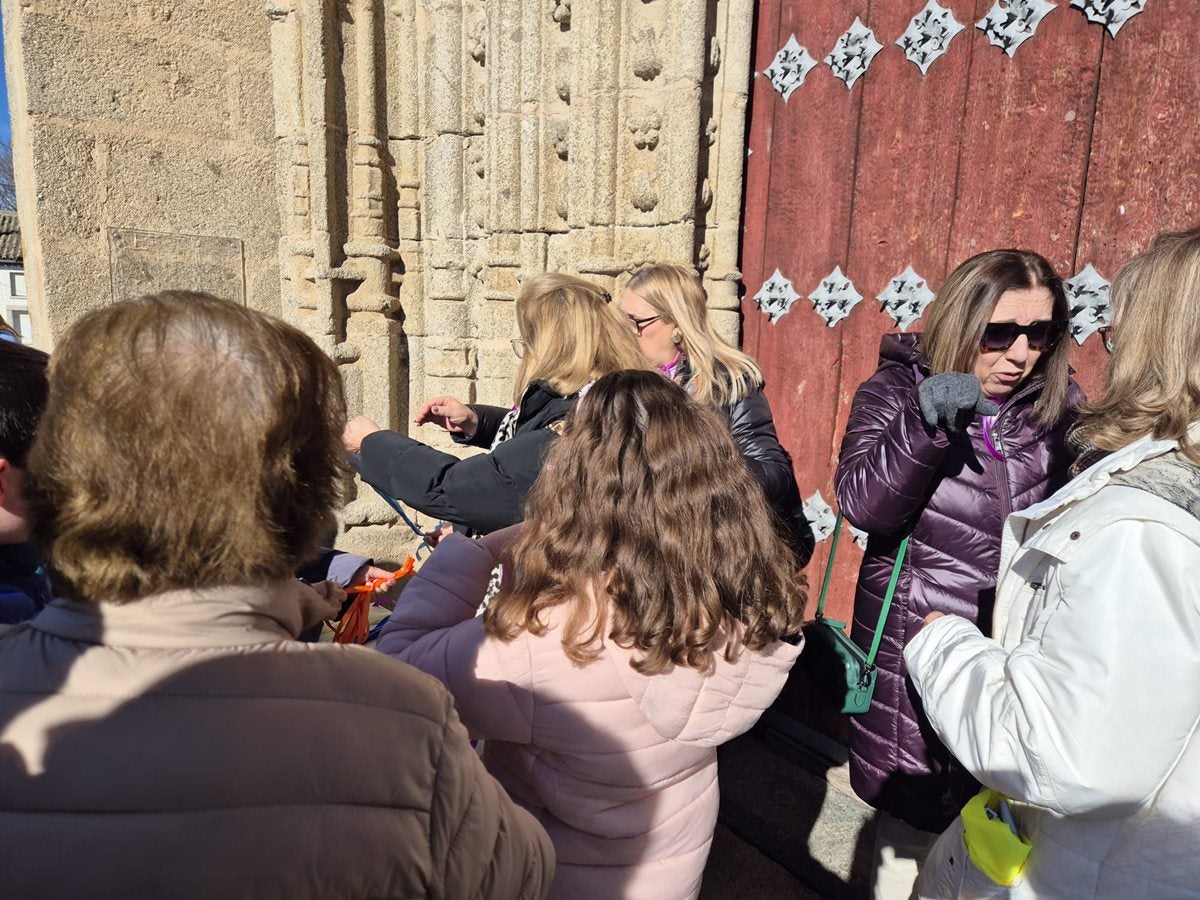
[
  {"xmin": 343, "ymin": 416, "xmax": 382, "ymax": 453},
  {"xmin": 299, "ymin": 580, "xmax": 348, "ymax": 630},
  {"xmin": 414, "ymin": 396, "xmax": 479, "ymax": 439},
  {"xmin": 917, "ymin": 373, "xmax": 999, "ymax": 433}
]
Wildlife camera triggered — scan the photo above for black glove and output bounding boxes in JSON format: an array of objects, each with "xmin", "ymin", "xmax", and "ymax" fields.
[{"xmin": 917, "ymin": 372, "xmax": 998, "ymax": 433}]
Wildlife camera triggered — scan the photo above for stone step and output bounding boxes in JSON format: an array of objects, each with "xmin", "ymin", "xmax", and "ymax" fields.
[{"xmin": 703, "ymin": 719, "xmax": 876, "ymax": 899}]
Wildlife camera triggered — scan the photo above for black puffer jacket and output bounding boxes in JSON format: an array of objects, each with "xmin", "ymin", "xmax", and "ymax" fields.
[
  {"xmin": 358, "ymin": 381, "xmax": 574, "ymax": 535},
  {"xmin": 679, "ymin": 359, "xmax": 814, "ymax": 567}
]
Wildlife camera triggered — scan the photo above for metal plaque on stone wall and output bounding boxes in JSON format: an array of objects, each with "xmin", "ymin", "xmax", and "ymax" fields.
[{"xmin": 108, "ymin": 229, "xmax": 246, "ymax": 305}]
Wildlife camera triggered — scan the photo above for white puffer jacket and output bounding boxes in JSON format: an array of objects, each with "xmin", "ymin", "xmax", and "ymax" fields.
[{"xmin": 906, "ymin": 427, "xmax": 1200, "ymax": 899}]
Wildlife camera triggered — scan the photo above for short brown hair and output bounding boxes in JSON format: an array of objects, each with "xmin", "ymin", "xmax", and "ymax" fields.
[
  {"xmin": 0, "ymin": 341, "xmax": 49, "ymax": 467},
  {"xmin": 28, "ymin": 291, "xmax": 348, "ymax": 603},
  {"xmin": 921, "ymin": 249, "xmax": 1071, "ymax": 427},
  {"xmin": 513, "ymin": 273, "xmax": 649, "ymax": 403},
  {"xmin": 484, "ymin": 370, "xmax": 807, "ymax": 674},
  {"xmin": 1074, "ymin": 227, "xmax": 1200, "ymax": 461}
]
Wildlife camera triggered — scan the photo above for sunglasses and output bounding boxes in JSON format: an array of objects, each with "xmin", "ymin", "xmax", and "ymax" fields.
[{"xmin": 980, "ymin": 320, "xmax": 1067, "ymax": 353}]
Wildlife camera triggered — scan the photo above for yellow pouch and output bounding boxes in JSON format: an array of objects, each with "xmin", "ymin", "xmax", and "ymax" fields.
[{"xmin": 961, "ymin": 789, "xmax": 1032, "ymax": 887}]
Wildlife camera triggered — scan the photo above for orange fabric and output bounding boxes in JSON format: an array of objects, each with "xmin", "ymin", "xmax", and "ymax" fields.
[{"xmin": 332, "ymin": 557, "xmax": 415, "ymax": 644}]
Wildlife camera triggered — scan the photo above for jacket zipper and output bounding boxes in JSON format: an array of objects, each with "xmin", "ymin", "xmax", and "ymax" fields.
[
  {"xmin": 985, "ymin": 379, "xmax": 1041, "ymax": 518},
  {"xmin": 986, "ymin": 377, "xmax": 1043, "ymax": 457},
  {"xmin": 994, "ymin": 451, "xmax": 1013, "ymax": 521}
]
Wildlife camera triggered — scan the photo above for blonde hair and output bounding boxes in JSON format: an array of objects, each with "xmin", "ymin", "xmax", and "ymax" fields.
[
  {"xmin": 513, "ymin": 273, "xmax": 649, "ymax": 404},
  {"xmin": 626, "ymin": 264, "xmax": 762, "ymax": 407},
  {"xmin": 1074, "ymin": 228, "xmax": 1200, "ymax": 461},
  {"xmin": 921, "ymin": 249, "xmax": 1071, "ymax": 428}
]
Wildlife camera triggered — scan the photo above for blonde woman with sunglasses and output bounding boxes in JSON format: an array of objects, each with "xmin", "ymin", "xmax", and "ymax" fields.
[
  {"xmin": 344, "ymin": 273, "xmax": 647, "ymax": 536},
  {"xmin": 621, "ymin": 264, "xmax": 815, "ymax": 566},
  {"xmin": 834, "ymin": 249, "xmax": 1080, "ymax": 899}
]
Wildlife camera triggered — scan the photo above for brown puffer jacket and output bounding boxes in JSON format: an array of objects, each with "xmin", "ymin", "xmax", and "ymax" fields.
[
  {"xmin": 835, "ymin": 334, "xmax": 1077, "ymax": 832},
  {"xmin": 0, "ymin": 582, "xmax": 554, "ymax": 900}
]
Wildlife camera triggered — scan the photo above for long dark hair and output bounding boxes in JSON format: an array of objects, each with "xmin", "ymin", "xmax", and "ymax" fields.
[{"xmin": 484, "ymin": 370, "xmax": 807, "ymax": 674}]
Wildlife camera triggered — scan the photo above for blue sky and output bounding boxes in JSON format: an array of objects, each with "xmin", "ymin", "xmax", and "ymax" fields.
[{"xmin": 0, "ymin": 15, "xmax": 11, "ymax": 144}]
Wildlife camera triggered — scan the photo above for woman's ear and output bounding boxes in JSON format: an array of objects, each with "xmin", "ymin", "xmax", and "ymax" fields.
[
  {"xmin": 0, "ymin": 458, "xmax": 32, "ymax": 543},
  {"xmin": 0, "ymin": 458, "xmax": 12, "ymax": 507}
]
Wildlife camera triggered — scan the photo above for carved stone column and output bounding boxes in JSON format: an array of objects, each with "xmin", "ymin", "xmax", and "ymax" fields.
[{"xmin": 266, "ymin": 0, "xmax": 756, "ymax": 557}]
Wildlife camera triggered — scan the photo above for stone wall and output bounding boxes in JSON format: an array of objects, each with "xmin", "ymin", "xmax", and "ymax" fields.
[
  {"xmin": 5, "ymin": 0, "xmax": 754, "ymax": 561},
  {"xmin": 2, "ymin": 0, "xmax": 281, "ymax": 343}
]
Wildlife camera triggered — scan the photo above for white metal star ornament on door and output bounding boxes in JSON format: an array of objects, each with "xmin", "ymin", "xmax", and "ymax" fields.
[
  {"xmin": 849, "ymin": 523, "xmax": 869, "ymax": 551},
  {"xmin": 825, "ymin": 18, "xmax": 883, "ymax": 89},
  {"xmin": 763, "ymin": 34, "xmax": 819, "ymax": 102},
  {"xmin": 1071, "ymin": 0, "xmax": 1148, "ymax": 37},
  {"xmin": 1065, "ymin": 263, "xmax": 1113, "ymax": 345},
  {"xmin": 878, "ymin": 266, "xmax": 936, "ymax": 331},
  {"xmin": 803, "ymin": 491, "xmax": 838, "ymax": 544},
  {"xmin": 977, "ymin": 0, "xmax": 1057, "ymax": 57},
  {"xmin": 898, "ymin": 1, "xmax": 966, "ymax": 74},
  {"xmin": 809, "ymin": 266, "xmax": 863, "ymax": 327},
  {"xmin": 754, "ymin": 269, "xmax": 801, "ymax": 323}
]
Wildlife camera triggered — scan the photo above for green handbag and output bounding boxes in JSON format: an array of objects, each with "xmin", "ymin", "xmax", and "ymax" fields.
[{"xmin": 809, "ymin": 512, "xmax": 909, "ymax": 715}]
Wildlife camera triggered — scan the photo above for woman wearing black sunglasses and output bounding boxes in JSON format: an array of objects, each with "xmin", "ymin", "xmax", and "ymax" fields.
[{"xmin": 834, "ymin": 249, "xmax": 1079, "ymax": 900}]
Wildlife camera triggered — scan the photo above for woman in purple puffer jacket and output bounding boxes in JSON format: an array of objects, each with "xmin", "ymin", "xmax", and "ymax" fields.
[{"xmin": 834, "ymin": 250, "xmax": 1079, "ymax": 900}]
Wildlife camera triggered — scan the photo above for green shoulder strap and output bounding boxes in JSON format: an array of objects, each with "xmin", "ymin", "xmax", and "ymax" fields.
[{"xmin": 815, "ymin": 512, "xmax": 910, "ymax": 669}]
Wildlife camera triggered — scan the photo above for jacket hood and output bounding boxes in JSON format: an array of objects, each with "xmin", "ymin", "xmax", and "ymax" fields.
[
  {"xmin": 30, "ymin": 580, "xmax": 324, "ymax": 648},
  {"xmin": 879, "ymin": 332, "xmax": 926, "ymax": 368},
  {"xmin": 603, "ymin": 630, "xmax": 801, "ymax": 747},
  {"xmin": 516, "ymin": 379, "xmax": 574, "ymax": 426}
]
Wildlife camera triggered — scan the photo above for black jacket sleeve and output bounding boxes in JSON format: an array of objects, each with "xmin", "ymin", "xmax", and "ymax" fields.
[
  {"xmin": 453, "ymin": 404, "xmax": 511, "ymax": 449},
  {"xmin": 357, "ymin": 427, "xmax": 556, "ymax": 534},
  {"xmin": 726, "ymin": 388, "xmax": 796, "ymax": 509},
  {"xmin": 725, "ymin": 387, "xmax": 815, "ymax": 567}
]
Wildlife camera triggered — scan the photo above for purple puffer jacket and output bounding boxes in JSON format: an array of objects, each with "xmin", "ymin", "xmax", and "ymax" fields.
[{"xmin": 835, "ymin": 334, "xmax": 1077, "ymax": 832}]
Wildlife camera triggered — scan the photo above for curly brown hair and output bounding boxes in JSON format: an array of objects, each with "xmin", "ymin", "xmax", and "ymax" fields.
[
  {"xmin": 484, "ymin": 370, "xmax": 807, "ymax": 674},
  {"xmin": 28, "ymin": 291, "xmax": 349, "ymax": 603}
]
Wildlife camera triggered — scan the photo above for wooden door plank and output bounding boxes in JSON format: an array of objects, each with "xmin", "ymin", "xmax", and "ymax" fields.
[
  {"xmin": 738, "ymin": 1, "xmax": 871, "ymax": 594},
  {"xmin": 739, "ymin": 0, "xmax": 784, "ymax": 360},
  {"xmin": 945, "ymin": 2, "xmax": 1104, "ymax": 276},
  {"xmin": 823, "ymin": 1, "xmax": 982, "ymax": 622},
  {"xmin": 1072, "ymin": 0, "xmax": 1200, "ymax": 399}
]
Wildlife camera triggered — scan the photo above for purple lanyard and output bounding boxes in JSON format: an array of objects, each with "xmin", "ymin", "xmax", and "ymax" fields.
[
  {"xmin": 980, "ymin": 405, "xmax": 1004, "ymax": 461},
  {"xmin": 658, "ymin": 351, "xmax": 683, "ymax": 380}
]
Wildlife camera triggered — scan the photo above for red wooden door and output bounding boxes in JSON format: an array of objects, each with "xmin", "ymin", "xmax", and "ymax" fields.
[{"xmin": 742, "ymin": 0, "xmax": 1199, "ymax": 636}]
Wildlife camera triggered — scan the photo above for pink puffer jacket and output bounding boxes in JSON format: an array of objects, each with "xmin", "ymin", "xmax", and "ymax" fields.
[{"xmin": 377, "ymin": 534, "xmax": 802, "ymax": 900}]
